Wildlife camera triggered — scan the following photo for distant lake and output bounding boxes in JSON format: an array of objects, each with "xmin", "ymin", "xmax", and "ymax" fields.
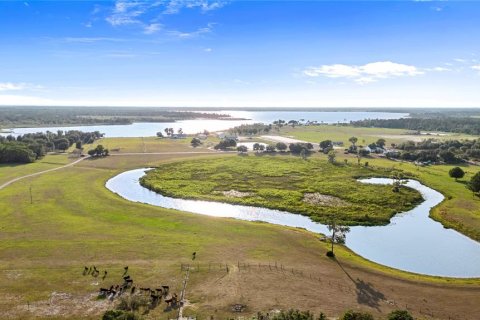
[{"xmin": 1, "ymin": 111, "xmax": 408, "ymax": 138}]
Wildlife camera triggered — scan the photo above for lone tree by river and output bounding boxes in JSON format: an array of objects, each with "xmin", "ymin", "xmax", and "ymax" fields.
[
  {"xmin": 449, "ymin": 167, "xmax": 465, "ymax": 181},
  {"xmin": 326, "ymin": 215, "xmax": 350, "ymax": 257}
]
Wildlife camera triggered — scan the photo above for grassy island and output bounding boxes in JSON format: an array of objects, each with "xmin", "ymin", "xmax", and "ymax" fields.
[{"xmin": 140, "ymin": 156, "xmax": 423, "ymax": 226}]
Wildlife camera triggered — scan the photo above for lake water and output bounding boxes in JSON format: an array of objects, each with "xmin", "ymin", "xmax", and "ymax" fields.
[
  {"xmin": 1, "ymin": 111, "xmax": 407, "ymax": 138},
  {"xmin": 106, "ymin": 168, "xmax": 480, "ymax": 278}
]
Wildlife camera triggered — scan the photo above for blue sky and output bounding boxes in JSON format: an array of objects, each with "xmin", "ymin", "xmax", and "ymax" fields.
[{"xmin": 1, "ymin": 0, "xmax": 480, "ymax": 108}]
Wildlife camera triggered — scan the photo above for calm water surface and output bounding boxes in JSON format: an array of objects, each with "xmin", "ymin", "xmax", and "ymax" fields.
[
  {"xmin": 106, "ymin": 169, "xmax": 480, "ymax": 278},
  {"xmin": 2, "ymin": 111, "xmax": 407, "ymax": 137}
]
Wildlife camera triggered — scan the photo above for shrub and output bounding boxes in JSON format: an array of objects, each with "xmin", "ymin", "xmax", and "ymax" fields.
[
  {"xmin": 272, "ymin": 309, "xmax": 315, "ymax": 320},
  {"xmin": 237, "ymin": 145, "xmax": 248, "ymax": 153},
  {"xmin": 266, "ymin": 145, "xmax": 276, "ymax": 152},
  {"xmin": 289, "ymin": 143, "xmax": 311, "ymax": 155},
  {"xmin": 214, "ymin": 139, "xmax": 237, "ymax": 150},
  {"xmin": 468, "ymin": 171, "xmax": 480, "ymax": 193},
  {"xmin": 102, "ymin": 310, "xmax": 140, "ymax": 320},
  {"xmin": 448, "ymin": 167, "xmax": 465, "ymax": 180},
  {"xmin": 387, "ymin": 309, "xmax": 414, "ymax": 320},
  {"xmin": 88, "ymin": 144, "xmax": 109, "ymax": 157},
  {"xmin": 116, "ymin": 295, "xmax": 150, "ymax": 312},
  {"xmin": 326, "ymin": 250, "xmax": 335, "ymax": 258},
  {"xmin": 340, "ymin": 310, "xmax": 374, "ymax": 320},
  {"xmin": 276, "ymin": 142, "xmax": 288, "ymax": 152},
  {"xmin": 191, "ymin": 138, "xmax": 202, "ymax": 147},
  {"xmin": 358, "ymin": 148, "xmax": 370, "ymax": 156}
]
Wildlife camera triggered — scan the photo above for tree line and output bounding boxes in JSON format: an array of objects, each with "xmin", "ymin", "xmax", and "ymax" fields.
[
  {"xmin": 0, "ymin": 130, "xmax": 103, "ymax": 163},
  {"xmin": 350, "ymin": 117, "xmax": 480, "ymax": 135},
  {"xmin": 387, "ymin": 138, "xmax": 480, "ymax": 163},
  {"xmin": 227, "ymin": 123, "xmax": 273, "ymax": 136},
  {"xmin": 0, "ymin": 106, "xmax": 232, "ymax": 127}
]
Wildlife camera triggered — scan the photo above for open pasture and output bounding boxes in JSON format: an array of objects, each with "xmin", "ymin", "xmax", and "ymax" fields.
[{"xmin": 277, "ymin": 125, "xmax": 479, "ymax": 145}]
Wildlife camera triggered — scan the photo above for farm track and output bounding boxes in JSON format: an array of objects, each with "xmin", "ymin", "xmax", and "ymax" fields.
[
  {"xmin": 0, "ymin": 156, "xmax": 88, "ymax": 191},
  {"xmin": 0, "ymin": 151, "xmax": 234, "ymax": 191}
]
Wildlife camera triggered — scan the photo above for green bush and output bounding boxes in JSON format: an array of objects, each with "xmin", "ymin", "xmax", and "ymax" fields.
[
  {"xmin": 116, "ymin": 295, "xmax": 150, "ymax": 312},
  {"xmin": 340, "ymin": 310, "xmax": 374, "ymax": 320},
  {"xmin": 387, "ymin": 309, "xmax": 414, "ymax": 320},
  {"xmin": 272, "ymin": 309, "xmax": 315, "ymax": 320},
  {"xmin": 102, "ymin": 310, "xmax": 140, "ymax": 320},
  {"xmin": 448, "ymin": 167, "xmax": 465, "ymax": 180}
]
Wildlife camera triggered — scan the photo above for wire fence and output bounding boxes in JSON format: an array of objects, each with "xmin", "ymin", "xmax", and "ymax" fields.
[{"xmin": 180, "ymin": 261, "xmax": 469, "ymax": 320}]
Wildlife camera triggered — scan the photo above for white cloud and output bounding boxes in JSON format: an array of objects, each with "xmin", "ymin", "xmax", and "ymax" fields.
[
  {"xmin": 106, "ymin": 1, "xmax": 146, "ymax": 26},
  {"xmin": 144, "ymin": 23, "xmax": 163, "ymax": 34},
  {"xmin": 233, "ymin": 79, "xmax": 250, "ymax": 85},
  {"xmin": 0, "ymin": 82, "xmax": 27, "ymax": 91},
  {"xmin": 104, "ymin": 52, "xmax": 137, "ymax": 58},
  {"xmin": 0, "ymin": 94, "xmax": 52, "ymax": 106},
  {"xmin": 431, "ymin": 66, "xmax": 450, "ymax": 72},
  {"xmin": 63, "ymin": 37, "xmax": 125, "ymax": 43},
  {"xmin": 204, "ymin": 47, "xmax": 212, "ymax": 52},
  {"xmin": 303, "ymin": 61, "xmax": 424, "ymax": 84},
  {"xmin": 104, "ymin": 1, "xmax": 224, "ymax": 40},
  {"xmin": 162, "ymin": 0, "xmax": 227, "ymax": 14},
  {"xmin": 471, "ymin": 65, "xmax": 480, "ymax": 75},
  {"xmin": 167, "ymin": 23, "xmax": 215, "ymax": 38}
]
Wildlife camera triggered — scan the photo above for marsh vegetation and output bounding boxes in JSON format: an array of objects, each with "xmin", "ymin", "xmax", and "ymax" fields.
[{"xmin": 140, "ymin": 156, "xmax": 422, "ymax": 226}]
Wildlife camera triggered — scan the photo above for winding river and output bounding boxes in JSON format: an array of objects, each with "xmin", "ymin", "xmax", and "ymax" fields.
[{"xmin": 106, "ymin": 168, "xmax": 480, "ymax": 278}]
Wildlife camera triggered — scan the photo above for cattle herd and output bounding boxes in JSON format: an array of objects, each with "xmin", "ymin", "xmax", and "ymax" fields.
[{"xmin": 83, "ymin": 265, "xmax": 179, "ymax": 310}]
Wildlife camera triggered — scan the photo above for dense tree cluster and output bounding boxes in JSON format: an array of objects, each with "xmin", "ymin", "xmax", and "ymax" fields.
[
  {"xmin": 350, "ymin": 117, "xmax": 480, "ymax": 135},
  {"xmin": 214, "ymin": 139, "xmax": 237, "ymax": 150},
  {"xmin": 87, "ymin": 145, "xmax": 109, "ymax": 157},
  {"xmin": 387, "ymin": 138, "xmax": 480, "ymax": 163},
  {"xmin": 0, "ymin": 130, "xmax": 102, "ymax": 163},
  {"xmin": 288, "ymin": 142, "xmax": 313, "ymax": 154},
  {"xmin": 228, "ymin": 123, "xmax": 272, "ymax": 136},
  {"xmin": 0, "ymin": 142, "xmax": 37, "ymax": 163},
  {"xmin": 0, "ymin": 106, "xmax": 231, "ymax": 127}
]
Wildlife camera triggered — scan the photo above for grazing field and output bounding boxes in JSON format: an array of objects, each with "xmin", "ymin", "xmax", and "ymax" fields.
[
  {"xmin": 0, "ymin": 154, "xmax": 72, "ymax": 186},
  {"xmin": 0, "ymin": 137, "xmax": 479, "ymax": 320},
  {"xmin": 86, "ymin": 136, "xmax": 220, "ymax": 154},
  {"xmin": 141, "ymin": 156, "xmax": 423, "ymax": 226},
  {"xmin": 277, "ymin": 125, "xmax": 479, "ymax": 145}
]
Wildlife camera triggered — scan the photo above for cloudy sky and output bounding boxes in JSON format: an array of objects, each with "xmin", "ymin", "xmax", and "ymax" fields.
[{"xmin": 1, "ymin": 0, "xmax": 480, "ymax": 108}]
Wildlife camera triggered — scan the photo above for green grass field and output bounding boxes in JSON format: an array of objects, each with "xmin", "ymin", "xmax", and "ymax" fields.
[
  {"xmin": 86, "ymin": 136, "xmax": 220, "ymax": 154},
  {"xmin": 276, "ymin": 125, "xmax": 479, "ymax": 145},
  {"xmin": 141, "ymin": 156, "xmax": 422, "ymax": 226},
  {"xmin": 1, "ymin": 136, "xmax": 479, "ymax": 319},
  {"xmin": 0, "ymin": 154, "xmax": 72, "ymax": 186}
]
